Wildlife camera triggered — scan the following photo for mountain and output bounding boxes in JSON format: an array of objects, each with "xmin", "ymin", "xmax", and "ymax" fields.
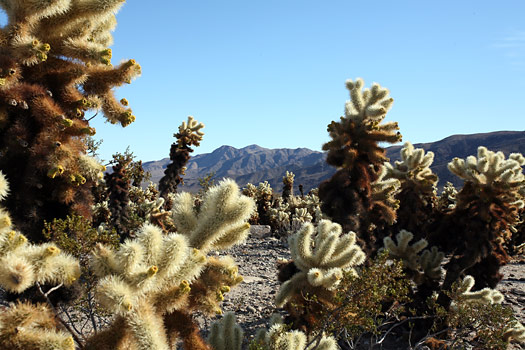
[
  {"xmin": 143, "ymin": 131, "xmax": 525, "ymax": 193},
  {"xmin": 386, "ymin": 131, "xmax": 525, "ymax": 187}
]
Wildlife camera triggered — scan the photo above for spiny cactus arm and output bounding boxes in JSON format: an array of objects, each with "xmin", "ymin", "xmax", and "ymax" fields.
[
  {"xmin": 419, "ymin": 246, "xmax": 444, "ymax": 280},
  {"xmin": 0, "ymin": 242, "xmax": 80, "ymax": 293},
  {"xmin": 99, "ymin": 91, "xmax": 135, "ymax": 126},
  {"xmin": 208, "ymin": 222, "xmax": 251, "ymax": 251},
  {"xmin": 323, "ymin": 241, "xmax": 366, "ymax": 272},
  {"xmin": 275, "ymin": 272, "xmax": 306, "ymax": 308},
  {"xmin": 78, "ymin": 154, "xmax": 105, "ymax": 181},
  {"xmin": 289, "ymin": 223, "xmax": 315, "ymax": 271},
  {"xmin": 125, "ymin": 301, "xmax": 170, "ymax": 350},
  {"xmin": 372, "ymin": 165, "xmax": 401, "ymax": 200},
  {"xmin": 382, "ymin": 230, "xmax": 428, "ymax": 270},
  {"xmin": 385, "ymin": 142, "xmax": 438, "ymax": 189},
  {"xmin": 307, "ymin": 267, "xmax": 343, "ymax": 289},
  {"xmin": 503, "ymin": 321, "xmax": 525, "ymax": 343},
  {"xmin": 179, "ymin": 115, "xmax": 205, "ymax": 140},
  {"xmin": 187, "ymin": 256, "xmax": 243, "ymax": 315},
  {"xmin": 0, "ymin": 301, "xmax": 75, "ymax": 350},
  {"xmin": 208, "ymin": 312, "xmax": 244, "ymax": 350},
  {"xmin": 455, "ymin": 275, "xmax": 505, "ymax": 304},
  {"xmin": 449, "ymin": 147, "xmax": 525, "ymax": 188},
  {"xmin": 171, "ymin": 192, "xmax": 199, "ymax": 233},
  {"xmin": 176, "ymin": 179, "xmax": 255, "ymax": 253},
  {"xmin": 254, "ymin": 318, "xmax": 339, "ymax": 350},
  {"xmin": 0, "ymin": 171, "xmax": 9, "ymax": 200},
  {"xmin": 90, "ymin": 242, "xmax": 120, "ymax": 276}
]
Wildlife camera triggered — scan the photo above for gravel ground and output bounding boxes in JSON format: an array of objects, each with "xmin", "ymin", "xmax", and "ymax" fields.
[{"xmin": 196, "ymin": 225, "xmax": 525, "ymax": 350}]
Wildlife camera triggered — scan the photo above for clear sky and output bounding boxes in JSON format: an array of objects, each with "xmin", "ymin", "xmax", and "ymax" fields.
[{"xmin": 14, "ymin": 1, "xmax": 525, "ymax": 161}]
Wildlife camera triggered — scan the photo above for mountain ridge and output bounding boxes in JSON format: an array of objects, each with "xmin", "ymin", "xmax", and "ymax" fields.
[{"xmin": 143, "ymin": 130, "xmax": 525, "ymax": 193}]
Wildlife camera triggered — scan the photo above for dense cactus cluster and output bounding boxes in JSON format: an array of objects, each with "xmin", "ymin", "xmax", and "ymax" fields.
[
  {"xmin": 319, "ymin": 79, "xmax": 402, "ymax": 251},
  {"xmin": 276, "ymin": 220, "xmax": 365, "ymax": 331},
  {"xmin": 381, "ymin": 142, "xmax": 438, "ymax": 238},
  {"xmin": 0, "ymin": 0, "xmax": 141, "ymax": 241},
  {"xmin": 0, "ymin": 2, "xmax": 524, "ymax": 347}
]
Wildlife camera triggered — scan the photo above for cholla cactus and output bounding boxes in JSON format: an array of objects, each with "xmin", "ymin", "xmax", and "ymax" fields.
[
  {"xmin": 253, "ymin": 181, "xmax": 275, "ymax": 226},
  {"xmin": 322, "ymin": 78, "xmax": 401, "ymax": 169},
  {"xmin": 382, "ymin": 230, "xmax": 443, "ymax": 283},
  {"xmin": 92, "ymin": 223, "xmax": 197, "ymax": 314},
  {"xmin": 0, "ymin": 172, "xmax": 80, "ymax": 349},
  {"xmin": 159, "ymin": 116, "xmax": 205, "ymax": 200},
  {"xmin": 208, "ymin": 312, "xmax": 244, "ymax": 350},
  {"xmin": 503, "ymin": 322, "xmax": 525, "ymax": 343},
  {"xmin": 269, "ymin": 198, "xmax": 291, "ymax": 234},
  {"xmin": 454, "ymin": 275, "xmax": 504, "ymax": 305},
  {"xmin": 291, "ymin": 207, "xmax": 313, "ymax": 229},
  {"xmin": 371, "ymin": 164, "xmax": 401, "ymax": 226},
  {"xmin": 448, "ymin": 146, "xmax": 524, "ymax": 221},
  {"xmin": 283, "ymin": 171, "xmax": 295, "ymax": 203},
  {"xmin": 88, "ymin": 179, "xmax": 253, "ymax": 349},
  {"xmin": 0, "ymin": 0, "xmax": 141, "ymax": 240},
  {"xmin": 385, "ymin": 142, "xmax": 438, "ymax": 233},
  {"xmin": 252, "ymin": 314, "xmax": 339, "ymax": 350},
  {"xmin": 0, "ymin": 174, "xmax": 80, "ymax": 293},
  {"xmin": 449, "ymin": 147, "xmax": 524, "ymax": 196},
  {"xmin": 436, "ymin": 182, "xmax": 457, "ymax": 211},
  {"xmin": 385, "ymin": 142, "xmax": 438, "ymax": 193},
  {"xmin": 242, "ymin": 183, "xmax": 257, "ymax": 198},
  {"xmin": 319, "ymin": 79, "xmax": 402, "ymax": 249},
  {"xmin": 433, "ymin": 148, "xmax": 525, "ymax": 293},
  {"xmin": 171, "ymin": 179, "xmax": 254, "ymax": 252},
  {"xmin": 0, "ymin": 302, "xmax": 75, "ymax": 350},
  {"xmin": 276, "ymin": 220, "xmax": 365, "ymax": 317}
]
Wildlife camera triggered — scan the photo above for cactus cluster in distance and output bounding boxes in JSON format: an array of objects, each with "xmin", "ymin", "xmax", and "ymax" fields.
[{"xmin": 0, "ymin": 1, "xmax": 524, "ymax": 349}]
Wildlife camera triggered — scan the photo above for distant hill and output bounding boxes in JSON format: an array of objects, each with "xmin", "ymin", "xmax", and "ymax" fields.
[
  {"xmin": 143, "ymin": 131, "xmax": 525, "ymax": 193},
  {"xmin": 386, "ymin": 130, "xmax": 525, "ymax": 187}
]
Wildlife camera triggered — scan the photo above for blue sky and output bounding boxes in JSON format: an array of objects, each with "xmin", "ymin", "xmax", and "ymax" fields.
[{"xmin": 10, "ymin": 1, "xmax": 525, "ymax": 161}]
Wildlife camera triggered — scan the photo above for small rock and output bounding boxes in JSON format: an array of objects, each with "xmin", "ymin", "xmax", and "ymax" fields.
[{"xmin": 246, "ymin": 305, "xmax": 257, "ymax": 313}]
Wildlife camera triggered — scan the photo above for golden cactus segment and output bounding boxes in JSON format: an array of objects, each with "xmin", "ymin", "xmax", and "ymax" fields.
[
  {"xmin": 44, "ymin": 246, "xmax": 61, "ymax": 256},
  {"xmin": 0, "ymin": 211, "xmax": 12, "ymax": 228},
  {"xmin": 47, "ymin": 165, "xmax": 64, "ymax": 179},
  {"xmin": 62, "ymin": 118, "xmax": 73, "ymax": 127},
  {"xmin": 148, "ymin": 265, "xmax": 158, "ymax": 276}
]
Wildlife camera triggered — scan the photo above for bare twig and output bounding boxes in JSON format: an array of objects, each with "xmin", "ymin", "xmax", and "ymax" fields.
[{"xmin": 36, "ymin": 282, "xmax": 85, "ymax": 349}]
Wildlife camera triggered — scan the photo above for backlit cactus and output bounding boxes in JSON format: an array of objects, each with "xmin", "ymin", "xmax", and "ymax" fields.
[
  {"xmin": 171, "ymin": 178, "xmax": 255, "ymax": 252},
  {"xmin": 431, "ymin": 147, "xmax": 525, "ymax": 295},
  {"xmin": 0, "ymin": 0, "xmax": 140, "ymax": 240},
  {"xmin": 383, "ymin": 142, "xmax": 438, "ymax": 237},
  {"xmin": 0, "ymin": 173, "xmax": 80, "ymax": 293},
  {"xmin": 283, "ymin": 171, "xmax": 295, "ymax": 203},
  {"xmin": 252, "ymin": 314, "xmax": 339, "ymax": 350},
  {"xmin": 275, "ymin": 220, "xmax": 365, "ymax": 331},
  {"xmin": 208, "ymin": 312, "xmax": 244, "ymax": 350},
  {"xmin": 88, "ymin": 179, "xmax": 254, "ymax": 349},
  {"xmin": 0, "ymin": 171, "xmax": 80, "ymax": 349},
  {"xmin": 319, "ymin": 78, "xmax": 402, "ymax": 251},
  {"xmin": 454, "ymin": 275, "xmax": 504, "ymax": 305},
  {"xmin": 382, "ymin": 230, "xmax": 443, "ymax": 283},
  {"xmin": 0, "ymin": 302, "xmax": 75, "ymax": 350},
  {"xmin": 159, "ymin": 116, "xmax": 205, "ymax": 201}
]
